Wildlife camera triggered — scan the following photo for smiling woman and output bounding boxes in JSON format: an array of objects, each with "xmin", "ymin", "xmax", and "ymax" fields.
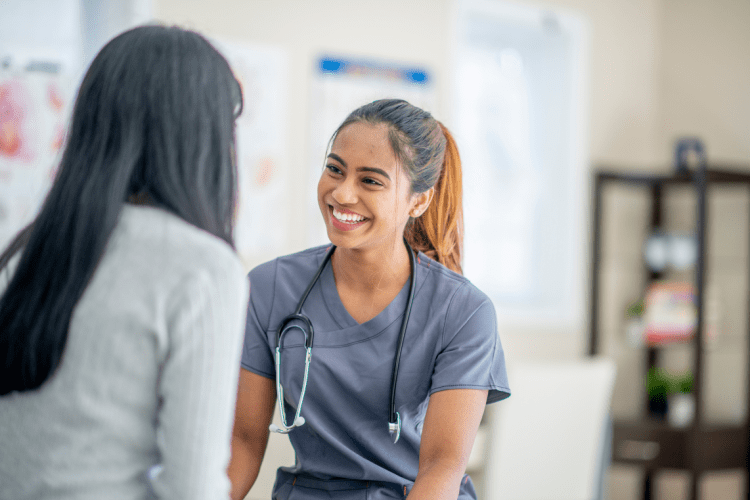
[
  {"xmin": 229, "ymin": 99, "xmax": 510, "ymax": 500},
  {"xmin": 318, "ymin": 122, "xmax": 430, "ymax": 264}
]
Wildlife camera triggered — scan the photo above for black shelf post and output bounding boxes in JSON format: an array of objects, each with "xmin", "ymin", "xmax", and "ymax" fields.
[{"xmin": 589, "ymin": 172, "xmax": 603, "ymax": 357}]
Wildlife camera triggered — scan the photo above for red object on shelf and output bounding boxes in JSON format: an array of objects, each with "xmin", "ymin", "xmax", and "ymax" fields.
[{"xmin": 643, "ymin": 281, "xmax": 696, "ymax": 346}]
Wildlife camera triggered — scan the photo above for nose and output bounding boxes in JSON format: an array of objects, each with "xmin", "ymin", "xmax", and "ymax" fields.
[{"xmin": 331, "ymin": 177, "xmax": 358, "ymax": 205}]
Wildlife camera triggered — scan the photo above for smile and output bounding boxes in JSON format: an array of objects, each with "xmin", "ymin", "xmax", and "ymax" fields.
[
  {"xmin": 332, "ymin": 207, "xmax": 366, "ymax": 224},
  {"xmin": 329, "ymin": 206, "xmax": 368, "ymax": 232}
]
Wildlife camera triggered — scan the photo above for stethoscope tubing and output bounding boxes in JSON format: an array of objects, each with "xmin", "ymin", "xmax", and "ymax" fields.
[
  {"xmin": 388, "ymin": 242, "xmax": 416, "ymax": 442},
  {"xmin": 272, "ymin": 241, "xmax": 416, "ymax": 443}
]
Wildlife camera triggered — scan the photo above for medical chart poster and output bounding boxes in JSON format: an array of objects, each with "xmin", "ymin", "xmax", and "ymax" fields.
[
  {"xmin": 452, "ymin": 0, "xmax": 589, "ymax": 328},
  {"xmin": 307, "ymin": 56, "xmax": 437, "ymax": 247},
  {"xmin": 214, "ymin": 40, "xmax": 289, "ymax": 260},
  {"xmin": 0, "ymin": 68, "xmax": 73, "ymax": 251}
]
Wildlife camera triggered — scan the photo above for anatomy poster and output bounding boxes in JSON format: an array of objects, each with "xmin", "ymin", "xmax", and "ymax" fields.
[
  {"xmin": 214, "ymin": 40, "xmax": 289, "ymax": 261},
  {"xmin": 0, "ymin": 69, "xmax": 71, "ymax": 250},
  {"xmin": 307, "ymin": 56, "xmax": 436, "ymax": 246}
]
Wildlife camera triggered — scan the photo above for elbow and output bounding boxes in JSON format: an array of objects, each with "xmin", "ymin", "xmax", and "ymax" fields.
[{"xmin": 418, "ymin": 454, "xmax": 468, "ymax": 480}]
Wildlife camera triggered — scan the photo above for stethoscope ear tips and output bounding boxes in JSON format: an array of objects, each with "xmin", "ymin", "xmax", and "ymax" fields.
[
  {"xmin": 294, "ymin": 416, "xmax": 306, "ymax": 427},
  {"xmin": 269, "ymin": 423, "xmax": 280, "ymax": 433}
]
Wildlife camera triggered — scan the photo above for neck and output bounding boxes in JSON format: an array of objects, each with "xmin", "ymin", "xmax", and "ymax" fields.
[
  {"xmin": 127, "ymin": 191, "xmax": 154, "ymax": 206},
  {"xmin": 331, "ymin": 239, "xmax": 411, "ymax": 293}
]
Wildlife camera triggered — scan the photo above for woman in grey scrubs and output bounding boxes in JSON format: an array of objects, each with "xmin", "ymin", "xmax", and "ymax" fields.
[{"xmin": 229, "ymin": 99, "xmax": 510, "ymax": 500}]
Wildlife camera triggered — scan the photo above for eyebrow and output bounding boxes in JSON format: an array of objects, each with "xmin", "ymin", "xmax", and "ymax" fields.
[{"xmin": 327, "ymin": 153, "xmax": 391, "ymax": 181}]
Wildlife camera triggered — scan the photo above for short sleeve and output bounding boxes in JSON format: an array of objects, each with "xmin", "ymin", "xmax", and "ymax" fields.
[
  {"xmin": 429, "ymin": 284, "xmax": 510, "ymax": 404},
  {"xmin": 240, "ymin": 260, "xmax": 276, "ymax": 379}
]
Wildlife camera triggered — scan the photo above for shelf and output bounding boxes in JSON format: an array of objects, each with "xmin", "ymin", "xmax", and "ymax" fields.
[
  {"xmin": 596, "ymin": 167, "xmax": 750, "ymax": 186},
  {"xmin": 612, "ymin": 420, "xmax": 748, "ymax": 472},
  {"xmin": 590, "ymin": 162, "xmax": 750, "ymax": 499},
  {"xmin": 643, "ymin": 335, "xmax": 744, "ymax": 351}
]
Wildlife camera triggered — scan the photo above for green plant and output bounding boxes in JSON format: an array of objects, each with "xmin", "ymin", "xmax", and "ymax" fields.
[
  {"xmin": 673, "ymin": 371, "xmax": 694, "ymax": 394},
  {"xmin": 626, "ymin": 298, "xmax": 645, "ymax": 318},
  {"xmin": 645, "ymin": 368, "xmax": 694, "ymax": 400},
  {"xmin": 646, "ymin": 367, "xmax": 671, "ymax": 402}
]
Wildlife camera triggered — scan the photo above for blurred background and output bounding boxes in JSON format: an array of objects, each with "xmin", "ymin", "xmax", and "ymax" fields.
[{"xmin": 1, "ymin": 0, "xmax": 749, "ymax": 499}]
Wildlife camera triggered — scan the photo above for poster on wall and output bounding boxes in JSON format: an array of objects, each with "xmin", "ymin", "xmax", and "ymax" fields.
[
  {"xmin": 452, "ymin": 0, "xmax": 589, "ymax": 328},
  {"xmin": 307, "ymin": 56, "xmax": 437, "ymax": 246},
  {"xmin": 214, "ymin": 40, "xmax": 289, "ymax": 261},
  {"xmin": 0, "ymin": 67, "xmax": 73, "ymax": 251}
]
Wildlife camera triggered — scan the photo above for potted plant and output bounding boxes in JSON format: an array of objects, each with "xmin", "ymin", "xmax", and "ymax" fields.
[
  {"xmin": 668, "ymin": 371, "xmax": 695, "ymax": 428},
  {"xmin": 645, "ymin": 368, "xmax": 694, "ymax": 426},
  {"xmin": 645, "ymin": 367, "xmax": 670, "ymax": 419}
]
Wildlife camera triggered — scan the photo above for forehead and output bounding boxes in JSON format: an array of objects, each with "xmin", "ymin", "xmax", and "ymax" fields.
[{"xmin": 332, "ymin": 122, "xmax": 397, "ymax": 168}]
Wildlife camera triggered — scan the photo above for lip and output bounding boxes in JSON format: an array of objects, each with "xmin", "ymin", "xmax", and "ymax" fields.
[{"xmin": 329, "ymin": 205, "xmax": 368, "ymax": 232}]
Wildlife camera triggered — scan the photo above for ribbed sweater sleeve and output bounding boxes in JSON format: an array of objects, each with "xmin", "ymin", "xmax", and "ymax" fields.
[{"xmin": 151, "ymin": 260, "xmax": 249, "ymax": 500}]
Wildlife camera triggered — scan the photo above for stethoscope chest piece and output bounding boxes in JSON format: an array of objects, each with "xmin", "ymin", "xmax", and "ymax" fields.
[{"xmin": 388, "ymin": 412, "xmax": 402, "ymax": 444}]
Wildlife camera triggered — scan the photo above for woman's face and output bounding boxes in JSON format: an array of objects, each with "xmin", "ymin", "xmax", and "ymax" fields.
[{"xmin": 317, "ymin": 122, "xmax": 429, "ymax": 254}]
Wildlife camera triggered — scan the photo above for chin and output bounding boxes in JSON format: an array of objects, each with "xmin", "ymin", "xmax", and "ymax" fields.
[{"xmin": 325, "ymin": 231, "xmax": 354, "ymax": 249}]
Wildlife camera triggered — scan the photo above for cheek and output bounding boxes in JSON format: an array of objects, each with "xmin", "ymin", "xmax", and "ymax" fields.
[
  {"xmin": 380, "ymin": 193, "xmax": 412, "ymax": 229},
  {"xmin": 317, "ymin": 174, "xmax": 328, "ymax": 202},
  {"xmin": 317, "ymin": 176, "xmax": 330, "ymax": 218}
]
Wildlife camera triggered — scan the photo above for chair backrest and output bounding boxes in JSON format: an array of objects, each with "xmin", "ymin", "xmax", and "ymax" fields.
[{"xmin": 484, "ymin": 357, "xmax": 617, "ymax": 500}]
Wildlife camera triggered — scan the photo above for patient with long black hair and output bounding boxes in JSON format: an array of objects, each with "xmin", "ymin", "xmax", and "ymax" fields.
[{"xmin": 0, "ymin": 25, "xmax": 248, "ymax": 499}]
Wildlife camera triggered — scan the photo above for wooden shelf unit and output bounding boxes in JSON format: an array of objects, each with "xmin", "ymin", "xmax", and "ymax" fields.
[{"xmin": 588, "ymin": 165, "xmax": 750, "ymax": 500}]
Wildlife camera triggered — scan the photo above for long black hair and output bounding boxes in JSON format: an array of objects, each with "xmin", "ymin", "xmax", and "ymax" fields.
[{"xmin": 0, "ymin": 25, "xmax": 243, "ymax": 395}]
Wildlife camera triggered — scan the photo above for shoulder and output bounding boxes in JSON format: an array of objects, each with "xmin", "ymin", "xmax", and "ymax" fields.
[
  {"xmin": 416, "ymin": 252, "xmax": 492, "ymax": 311},
  {"xmin": 114, "ymin": 205, "xmax": 246, "ymax": 294},
  {"xmin": 246, "ymin": 244, "xmax": 331, "ymax": 324},
  {"xmin": 249, "ymin": 244, "xmax": 330, "ymax": 289},
  {"xmin": 416, "ymin": 253, "xmax": 497, "ymax": 343}
]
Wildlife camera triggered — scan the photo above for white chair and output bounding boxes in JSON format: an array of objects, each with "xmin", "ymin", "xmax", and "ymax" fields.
[{"xmin": 484, "ymin": 357, "xmax": 617, "ymax": 500}]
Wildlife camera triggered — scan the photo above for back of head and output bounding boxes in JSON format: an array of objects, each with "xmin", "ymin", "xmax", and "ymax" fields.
[
  {"xmin": 66, "ymin": 25, "xmax": 242, "ymax": 237},
  {"xmin": 0, "ymin": 25, "xmax": 243, "ymax": 395},
  {"xmin": 332, "ymin": 99, "xmax": 463, "ymax": 273}
]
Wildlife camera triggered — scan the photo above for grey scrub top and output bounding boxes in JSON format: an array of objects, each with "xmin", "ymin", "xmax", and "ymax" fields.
[{"xmin": 241, "ymin": 245, "xmax": 510, "ymax": 498}]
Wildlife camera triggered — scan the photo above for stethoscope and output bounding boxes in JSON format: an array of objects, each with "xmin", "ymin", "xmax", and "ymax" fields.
[{"xmin": 268, "ymin": 241, "xmax": 417, "ymax": 444}]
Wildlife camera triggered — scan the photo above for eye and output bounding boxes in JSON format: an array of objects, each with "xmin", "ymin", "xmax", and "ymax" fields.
[
  {"xmin": 362, "ymin": 177, "xmax": 383, "ymax": 187},
  {"xmin": 326, "ymin": 164, "xmax": 343, "ymax": 176}
]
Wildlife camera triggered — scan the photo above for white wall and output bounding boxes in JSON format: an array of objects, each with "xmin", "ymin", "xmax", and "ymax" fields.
[
  {"xmin": 0, "ymin": 0, "xmax": 83, "ymax": 73},
  {"xmin": 659, "ymin": 0, "xmax": 750, "ymax": 164},
  {"xmin": 80, "ymin": 0, "xmax": 153, "ymax": 66}
]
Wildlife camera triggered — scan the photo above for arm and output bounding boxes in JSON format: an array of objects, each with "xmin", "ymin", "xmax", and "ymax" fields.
[
  {"xmin": 408, "ymin": 389, "xmax": 488, "ymax": 500},
  {"xmin": 152, "ymin": 266, "xmax": 249, "ymax": 500},
  {"xmin": 228, "ymin": 369, "xmax": 277, "ymax": 500}
]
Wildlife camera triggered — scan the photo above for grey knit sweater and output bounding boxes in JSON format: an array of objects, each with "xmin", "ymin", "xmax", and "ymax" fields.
[{"xmin": 0, "ymin": 205, "xmax": 249, "ymax": 500}]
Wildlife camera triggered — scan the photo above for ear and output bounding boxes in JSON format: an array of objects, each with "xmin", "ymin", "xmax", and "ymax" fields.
[{"xmin": 409, "ymin": 188, "xmax": 435, "ymax": 219}]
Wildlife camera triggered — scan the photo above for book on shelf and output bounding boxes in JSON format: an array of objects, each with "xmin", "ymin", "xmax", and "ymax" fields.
[{"xmin": 643, "ymin": 281, "xmax": 717, "ymax": 346}]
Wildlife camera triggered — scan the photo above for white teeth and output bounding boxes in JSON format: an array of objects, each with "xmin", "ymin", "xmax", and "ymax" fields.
[{"xmin": 333, "ymin": 208, "xmax": 365, "ymax": 223}]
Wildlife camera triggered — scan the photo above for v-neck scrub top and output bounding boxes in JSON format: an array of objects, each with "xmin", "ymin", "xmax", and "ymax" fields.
[{"xmin": 241, "ymin": 245, "xmax": 510, "ymax": 499}]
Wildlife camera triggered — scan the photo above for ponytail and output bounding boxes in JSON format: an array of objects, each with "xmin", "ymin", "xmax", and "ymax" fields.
[{"xmin": 405, "ymin": 123, "xmax": 463, "ymax": 274}]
